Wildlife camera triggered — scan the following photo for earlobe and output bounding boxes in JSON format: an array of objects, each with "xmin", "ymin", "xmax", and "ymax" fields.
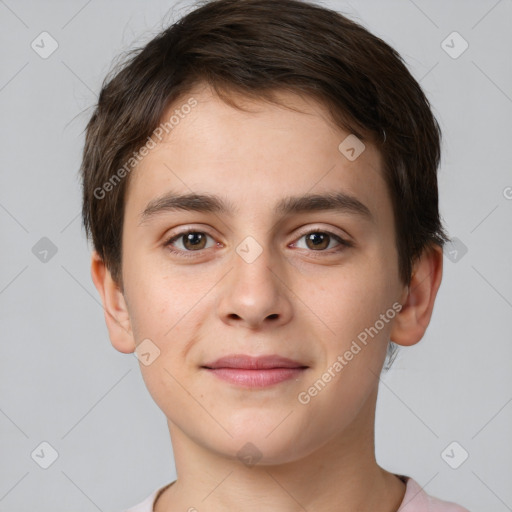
[
  {"xmin": 390, "ymin": 244, "xmax": 444, "ymax": 347},
  {"xmin": 90, "ymin": 251, "xmax": 136, "ymax": 354}
]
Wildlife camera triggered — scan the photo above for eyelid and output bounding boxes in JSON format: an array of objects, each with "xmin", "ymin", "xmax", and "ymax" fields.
[{"xmin": 293, "ymin": 224, "xmax": 353, "ymax": 243}]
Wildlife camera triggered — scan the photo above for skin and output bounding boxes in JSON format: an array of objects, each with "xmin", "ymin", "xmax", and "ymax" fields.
[{"xmin": 91, "ymin": 83, "xmax": 443, "ymax": 512}]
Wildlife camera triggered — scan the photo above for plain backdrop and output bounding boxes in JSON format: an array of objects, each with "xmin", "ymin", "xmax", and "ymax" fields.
[{"xmin": 0, "ymin": 1, "xmax": 511, "ymax": 510}]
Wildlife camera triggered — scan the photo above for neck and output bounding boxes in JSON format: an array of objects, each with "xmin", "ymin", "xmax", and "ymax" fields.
[{"xmin": 157, "ymin": 385, "xmax": 405, "ymax": 512}]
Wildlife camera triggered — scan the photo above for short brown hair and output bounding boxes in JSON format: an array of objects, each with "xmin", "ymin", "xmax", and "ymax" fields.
[{"xmin": 81, "ymin": 0, "xmax": 449, "ymax": 318}]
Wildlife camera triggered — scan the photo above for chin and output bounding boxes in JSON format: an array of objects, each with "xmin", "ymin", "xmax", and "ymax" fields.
[{"xmin": 200, "ymin": 421, "xmax": 313, "ymax": 466}]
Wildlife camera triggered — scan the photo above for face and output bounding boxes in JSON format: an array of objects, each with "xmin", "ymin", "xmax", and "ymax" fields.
[{"xmin": 118, "ymin": 84, "xmax": 407, "ymax": 463}]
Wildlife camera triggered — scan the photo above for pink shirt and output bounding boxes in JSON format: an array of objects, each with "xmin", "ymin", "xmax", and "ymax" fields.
[{"xmin": 123, "ymin": 475, "xmax": 470, "ymax": 511}]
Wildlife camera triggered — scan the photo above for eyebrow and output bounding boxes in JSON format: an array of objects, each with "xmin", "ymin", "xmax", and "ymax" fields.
[{"xmin": 138, "ymin": 190, "xmax": 374, "ymax": 225}]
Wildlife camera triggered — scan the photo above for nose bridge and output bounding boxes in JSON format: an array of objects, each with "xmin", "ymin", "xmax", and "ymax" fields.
[{"xmin": 232, "ymin": 233, "xmax": 279, "ymax": 302}]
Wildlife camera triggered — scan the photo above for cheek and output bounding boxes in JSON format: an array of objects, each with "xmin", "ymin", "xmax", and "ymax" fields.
[
  {"xmin": 124, "ymin": 251, "xmax": 187, "ymax": 331},
  {"xmin": 125, "ymin": 261, "xmax": 212, "ymax": 365},
  {"xmin": 298, "ymin": 260, "xmax": 390, "ymax": 340}
]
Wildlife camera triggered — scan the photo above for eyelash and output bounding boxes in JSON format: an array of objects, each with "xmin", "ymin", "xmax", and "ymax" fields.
[{"xmin": 163, "ymin": 228, "xmax": 353, "ymax": 259}]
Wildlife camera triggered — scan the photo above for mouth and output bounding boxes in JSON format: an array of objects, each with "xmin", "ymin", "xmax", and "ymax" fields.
[{"xmin": 201, "ymin": 354, "xmax": 309, "ymax": 388}]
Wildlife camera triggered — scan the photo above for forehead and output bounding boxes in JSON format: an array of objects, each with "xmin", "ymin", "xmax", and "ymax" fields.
[{"xmin": 124, "ymin": 85, "xmax": 390, "ymax": 228}]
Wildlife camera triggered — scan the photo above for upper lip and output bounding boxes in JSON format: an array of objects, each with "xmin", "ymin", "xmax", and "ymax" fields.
[{"xmin": 202, "ymin": 354, "xmax": 308, "ymax": 370}]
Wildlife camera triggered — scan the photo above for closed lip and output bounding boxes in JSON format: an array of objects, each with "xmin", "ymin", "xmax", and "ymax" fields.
[{"xmin": 202, "ymin": 354, "xmax": 308, "ymax": 370}]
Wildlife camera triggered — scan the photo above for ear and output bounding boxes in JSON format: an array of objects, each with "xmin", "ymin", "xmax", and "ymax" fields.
[
  {"xmin": 90, "ymin": 250, "xmax": 136, "ymax": 354},
  {"xmin": 390, "ymin": 244, "xmax": 443, "ymax": 347}
]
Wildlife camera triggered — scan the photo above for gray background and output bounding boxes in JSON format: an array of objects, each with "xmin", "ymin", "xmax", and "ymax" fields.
[{"xmin": 1, "ymin": 0, "xmax": 511, "ymax": 510}]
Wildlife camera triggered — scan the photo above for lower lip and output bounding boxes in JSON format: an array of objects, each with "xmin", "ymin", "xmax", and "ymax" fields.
[{"xmin": 204, "ymin": 367, "xmax": 306, "ymax": 387}]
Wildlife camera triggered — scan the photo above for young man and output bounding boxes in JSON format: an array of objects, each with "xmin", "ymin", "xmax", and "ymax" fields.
[{"xmin": 81, "ymin": 0, "xmax": 470, "ymax": 510}]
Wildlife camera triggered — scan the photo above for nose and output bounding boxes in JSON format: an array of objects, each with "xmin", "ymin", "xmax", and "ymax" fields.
[{"xmin": 216, "ymin": 242, "xmax": 294, "ymax": 330}]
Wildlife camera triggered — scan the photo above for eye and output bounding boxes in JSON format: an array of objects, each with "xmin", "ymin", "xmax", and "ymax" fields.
[
  {"xmin": 291, "ymin": 229, "xmax": 353, "ymax": 254},
  {"xmin": 164, "ymin": 230, "xmax": 217, "ymax": 258},
  {"xmin": 163, "ymin": 228, "xmax": 353, "ymax": 259}
]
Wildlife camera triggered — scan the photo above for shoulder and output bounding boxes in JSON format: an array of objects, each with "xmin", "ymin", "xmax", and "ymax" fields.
[
  {"xmin": 122, "ymin": 482, "xmax": 170, "ymax": 512},
  {"xmin": 397, "ymin": 475, "xmax": 471, "ymax": 512},
  {"xmin": 122, "ymin": 489, "xmax": 158, "ymax": 512}
]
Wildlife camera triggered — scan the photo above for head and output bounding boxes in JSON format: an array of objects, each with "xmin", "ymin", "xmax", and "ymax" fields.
[{"xmin": 83, "ymin": 0, "xmax": 448, "ymax": 465}]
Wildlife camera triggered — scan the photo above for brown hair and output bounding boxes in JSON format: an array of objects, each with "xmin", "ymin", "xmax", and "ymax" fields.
[{"xmin": 80, "ymin": 0, "xmax": 450, "ymax": 365}]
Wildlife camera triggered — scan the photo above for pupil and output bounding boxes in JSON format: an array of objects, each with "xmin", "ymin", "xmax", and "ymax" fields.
[
  {"xmin": 187, "ymin": 233, "xmax": 203, "ymax": 248},
  {"xmin": 308, "ymin": 233, "xmax": 327, "ymax": 249},
  {"xmin": 311, "ymin": 233, "xmax": 322, "ymax": 245}
]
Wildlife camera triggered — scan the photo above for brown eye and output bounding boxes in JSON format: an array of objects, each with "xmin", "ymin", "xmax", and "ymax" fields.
[
  {"xmin": 304, "ymin": 232, "xmax": 330, "ymax": 250},
  {"xmin": 180, "ymin": 232, "xmax": 208, "ymax": 250},
  {"xmin": 293, "ymin": 229, "xmax": 352, "ymax": 254},
  {"xmin": 164, "ymin": 230, "xmax": 216, "ymax": 257}
]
